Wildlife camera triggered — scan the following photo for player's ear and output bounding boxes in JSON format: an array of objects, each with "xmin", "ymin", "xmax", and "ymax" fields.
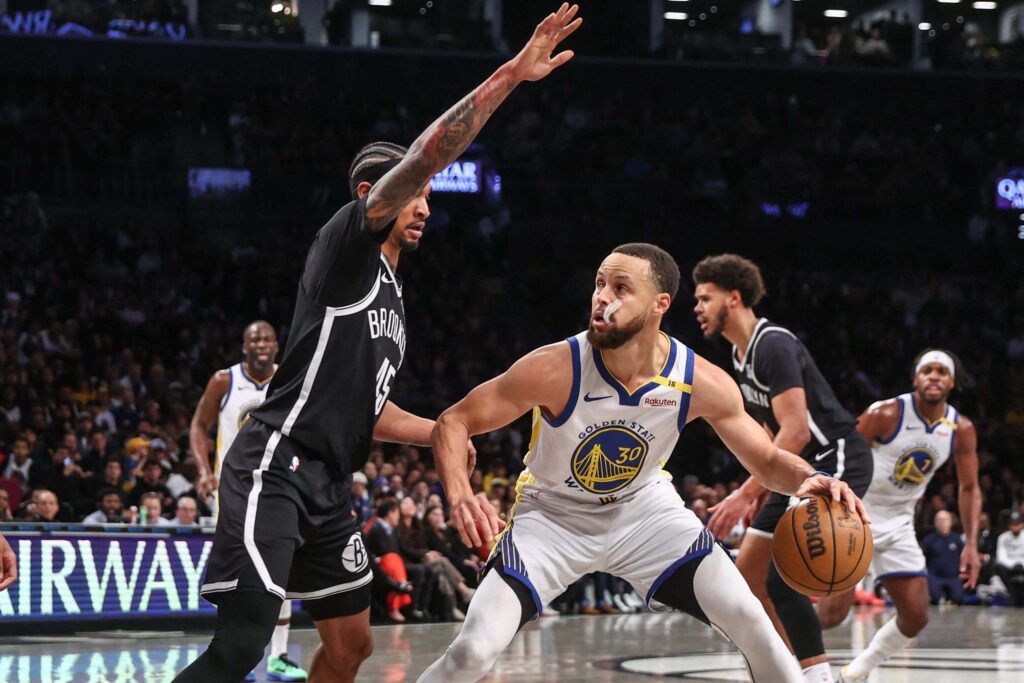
[
  {"xmin": 728, "ymin": 289, "xmax": 742, "ymax": 309},
  {"xmin": 654, "ymin": 292, "xmax": 671, "ymax": 315},
  {"xmin": 356, "ymin": 181, "xmax": 373, "ymax": 199}
]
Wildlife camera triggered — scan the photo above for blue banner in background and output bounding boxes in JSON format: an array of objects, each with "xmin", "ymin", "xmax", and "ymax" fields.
[{"xmin": 0, "ymin": 529, "xmax": 216, "ymax": 622}]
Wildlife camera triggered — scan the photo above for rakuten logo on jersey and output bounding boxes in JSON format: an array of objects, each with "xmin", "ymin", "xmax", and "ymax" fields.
[{"xmin": 643, "ymin": 396, "xmax": 678, "ymax": 408}]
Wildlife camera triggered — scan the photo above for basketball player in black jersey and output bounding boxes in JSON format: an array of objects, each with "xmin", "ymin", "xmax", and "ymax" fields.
[
  {"xmin": 174, "ymin": 6, "xmax": 583, "ymax": 682},
  {"xmin": 693, "ymin": 255, "xmax": 873, "ymax": 683}
]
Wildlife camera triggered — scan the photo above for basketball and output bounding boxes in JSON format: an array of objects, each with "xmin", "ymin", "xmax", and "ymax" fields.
[{"xmin": 772, "ymin": 495, "xmax": 873, "ymax": 598}]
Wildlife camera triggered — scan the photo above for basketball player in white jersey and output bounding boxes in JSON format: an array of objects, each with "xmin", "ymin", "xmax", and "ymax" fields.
[
  {"xmin": 190, "ymin": 321, "xmax": 307, "ymax": 682},
  {"xmin": 417, "ymin": 243, "xmax": 869, "ymax": 683},
  {"xmin": 815, "ymin": 348, "xmax": 980, "ymax": 682}
]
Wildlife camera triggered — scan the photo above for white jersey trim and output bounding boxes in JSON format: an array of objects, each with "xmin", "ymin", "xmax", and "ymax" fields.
[{"xmin": 244, "ymin": 429, "xmax": 287, "ymax": 599}]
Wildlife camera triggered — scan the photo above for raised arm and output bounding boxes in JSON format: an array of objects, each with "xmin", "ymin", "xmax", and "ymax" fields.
[
  {"xmin": 690, "ymin": 356, "xmax": 869, "ymax": 520},
  {"xmin": 434, "ymin": 342, "xmax": 572, "ymax": 547},
  {"xmin": 954, "ymin": 415, "xmax": 981, "ymax": 588},
  {"xmin": 364, "ymin": 3, "xmax": 582, "ymax": 232},
  {"xmin": 189, "ymin": 371, "xmax": 229, "ymax": 488}
]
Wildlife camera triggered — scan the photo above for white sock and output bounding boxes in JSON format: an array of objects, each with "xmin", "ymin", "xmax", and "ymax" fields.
[
  {"xmin": 845, "ymin": 617, "xmax": 913, "ymax": 679},
  {"xmin": 271, "ymin": 621, "xmax": 290, "ymax": 659},
  {"xmin": 802, "ymin": 662, "xmax": 833, "ymax": 682}
]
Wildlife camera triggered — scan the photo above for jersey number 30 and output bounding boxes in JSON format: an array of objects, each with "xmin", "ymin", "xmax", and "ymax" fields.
[{"xmin": 375, "ymin": 358, "xmax": 397, "ymax": 416}]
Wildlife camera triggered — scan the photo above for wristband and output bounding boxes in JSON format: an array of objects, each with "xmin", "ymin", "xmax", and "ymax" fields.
[{"xmin": 807, "ymin": 470, "xmax": 831, "ymax": 478}]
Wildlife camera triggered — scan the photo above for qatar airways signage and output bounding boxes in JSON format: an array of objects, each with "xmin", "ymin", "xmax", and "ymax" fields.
[
  {"xmin": 0, "ymin": 531, "xmax": 215, "ymax": 622},
  {"xmin": 996, "ymin": 168, "xmax": 1024, "ymax": 210},
  {"xmin": 432, "ymin": 160, "xmax": 482, "ymax": 194}
]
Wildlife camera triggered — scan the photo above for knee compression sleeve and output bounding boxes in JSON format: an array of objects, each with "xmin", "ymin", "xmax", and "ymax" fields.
[
  {"xmin": 766, "ymin": 562, "xmax": 826, "ymax": 661},
  {"xmin": 173, "ymin": 590, "xmax": 281, "ymax": 682}
]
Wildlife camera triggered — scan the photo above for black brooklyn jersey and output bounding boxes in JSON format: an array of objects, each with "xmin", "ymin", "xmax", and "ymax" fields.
[
  {"xmin": 732, "ymin": 318, "xmax": 856, "ymax": 460},
  {"xmin": 252, "ymin": 196, "xmax": 405, "ymax": 472}
]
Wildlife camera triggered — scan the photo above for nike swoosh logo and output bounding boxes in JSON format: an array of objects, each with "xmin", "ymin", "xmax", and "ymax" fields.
[
  {"xmin": 583, "ymin": 393, "xmax": 613, "ymax": 402},
  {"xmin": 906, "ymin": 425, "xmax": 920, "ymax": 430},
  {"xmin": 814, "ymin": 448, "xmax": 835, "ymax": 462},
  {"xmin": 381, "ymin": 274, "xmax": 395, "ymax": 284}
]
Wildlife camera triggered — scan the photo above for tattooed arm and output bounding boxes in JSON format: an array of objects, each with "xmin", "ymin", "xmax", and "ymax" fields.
[{"xmin": 364, "ymin": 2, "xmax": 583, "ymax": 233}]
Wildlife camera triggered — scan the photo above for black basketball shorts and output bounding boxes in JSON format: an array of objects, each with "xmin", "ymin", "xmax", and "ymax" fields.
[
  {"xmin": 200, "ymin": 418, "xmax": 370, "ymax": 620},
  {"xmin": 748, "ymin": 431, "xmax": 874, "ymax": 537}
]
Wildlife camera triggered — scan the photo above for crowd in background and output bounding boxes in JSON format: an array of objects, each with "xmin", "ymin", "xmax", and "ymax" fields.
[{"xmin": 1, "ymin": 47, "xmax": 1024, "ymax": 620}]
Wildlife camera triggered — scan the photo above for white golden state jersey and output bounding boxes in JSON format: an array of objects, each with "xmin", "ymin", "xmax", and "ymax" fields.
[
  {"xmin": 519, "ymin": 331, "xmax": 695, "ymax": 505},
  {"xmin": 863, "ymin": 392, "xmax": 958, "ymax": 522},
  {"xmin": 216, "ymin": 363, "xmax": 275, "ymax": 471}
]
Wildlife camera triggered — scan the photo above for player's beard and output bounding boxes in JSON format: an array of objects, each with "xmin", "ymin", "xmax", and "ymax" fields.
[
  {"xmin": 703, "ymin": 305, "xmax": 729, "ymax": 339},
  {"xmin": 397, "ymin": 234, "xmax": 420, "ymax": 252},
  {"xmin": 587, "ymin": 310, "xmax": 648, "ymax": 350}
]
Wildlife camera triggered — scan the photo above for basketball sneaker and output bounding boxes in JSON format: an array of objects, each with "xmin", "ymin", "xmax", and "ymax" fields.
[
  {"xmin": 267, "ymin": 653, "xmax": 308, "ymax": 681},
  {"xmin": 836, "ymin": 665, "xmax": 866, "ymax": 682}
]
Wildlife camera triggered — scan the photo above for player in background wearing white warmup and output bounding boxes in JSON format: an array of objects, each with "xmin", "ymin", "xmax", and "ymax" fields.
[
  {"xmin": 190, "ymin": 321, "xmax": 308, "ymax": 682},
  {"xmin": 815, "ymin": 349, "xmax": 981, "ymax": 682},
  {"xmin": 417, "ymin": 244, "xmax": 870, "ymax": 683}
]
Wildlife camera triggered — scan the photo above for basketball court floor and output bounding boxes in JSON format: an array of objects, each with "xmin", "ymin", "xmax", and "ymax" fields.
[{"xmin": 2, "ymin": 606, "xmax": 1022, "ymax": 682}]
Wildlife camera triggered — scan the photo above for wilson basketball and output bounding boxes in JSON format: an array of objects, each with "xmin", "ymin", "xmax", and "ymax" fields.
[{"xmin": 771, "ymin": 495, "xmax": 873, "ymax": 597}]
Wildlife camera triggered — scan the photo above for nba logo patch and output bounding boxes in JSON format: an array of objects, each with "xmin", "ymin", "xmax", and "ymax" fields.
[{"xmin": 289, "ymin": 456, "xmax": 300, "ymax": 472}]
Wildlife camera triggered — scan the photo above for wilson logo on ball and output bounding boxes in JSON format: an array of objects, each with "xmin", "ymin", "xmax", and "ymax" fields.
[{"xmin": 802, "ymin": 498, "xmax": 827, "ymax": 560}]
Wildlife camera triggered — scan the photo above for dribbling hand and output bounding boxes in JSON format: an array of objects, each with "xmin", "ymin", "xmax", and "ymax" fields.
[
  {"xmin": 508, "ymin": 3, "xmax": 583, "ymax": 84},
  {"xmin": 450, "ymin": 492, "xmax": 505, "ymax": 548},
  {"xmin": 795, "ymin": 475, "xmax": 871, "ymax": 524}
]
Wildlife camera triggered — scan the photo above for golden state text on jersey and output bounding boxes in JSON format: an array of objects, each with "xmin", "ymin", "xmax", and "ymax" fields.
[{"xmin": 517, "ymin": 331, "xmax": 696, "ymax": 504}]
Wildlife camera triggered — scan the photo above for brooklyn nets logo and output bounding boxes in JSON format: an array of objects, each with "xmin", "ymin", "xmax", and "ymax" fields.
[
  {"xmin": 570, "ymin": 426, "xmax": 648, "ymax": 495},
  {"xmin": 890, "ymin": 446, "xmax": 937, "ymax": 489},
  {"xmin": 598, "ymin": 649, "xmax": 1024, "ymax": 680},
  {"xmin": 341, "ymin": 533, "xmax": 368, "ymax": 573}
]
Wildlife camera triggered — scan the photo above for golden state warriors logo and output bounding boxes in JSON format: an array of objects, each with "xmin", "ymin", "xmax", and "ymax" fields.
[
  {"xmin": 570, "ymin": 427, "xmax": 648, "ymax": 495},
  {"xmin": 890, "ymin": 446, "xmax": 937, "ymax": 490},
  {"xmin": 238, "ymin": 401, "xmax": 261, "ymax": 428}
]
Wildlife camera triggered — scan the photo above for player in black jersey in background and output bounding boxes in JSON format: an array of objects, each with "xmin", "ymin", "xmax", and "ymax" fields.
[
  {"xmin": 174, "ymin": 5, "xmax": 583, "ymax": 682},
  {"xmin": 693, "ymin": 255, "xmax": 873, "ymax": 683}
]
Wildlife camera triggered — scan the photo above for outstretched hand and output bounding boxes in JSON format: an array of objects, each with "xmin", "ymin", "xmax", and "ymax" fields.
[{"xmin": 508, "ymin": 3, "xmax": 583, "ymax": 83}]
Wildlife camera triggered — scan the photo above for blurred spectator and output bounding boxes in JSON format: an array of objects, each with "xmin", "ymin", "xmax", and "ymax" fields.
[
  {"xmin": 922, "ymin": 510, "xmax": 965, "ymax": 605},
  {"xmin": 130, "ymin": 460, "xmax": 174, "ymax": 512},
  {"xmin": 3, "ymin": 437, "xmax": 32, "ymax": 485},
  {"xmin": 82, "ymin": 488, "xmax": 128, "ymax": 525},
  {"xmin": 995, "ymin": 511, "xmax": 1024, "ymax": 607},
  {"xmin": 366, "ymin": 499, "xmax": 432, "ymax": 623},
  {"xmin": 17, "ymin": 488, "xmax": 75, "ymax": 523},
  {"xmin": 139, "ymin": 491, "xmax": 172, "ymax": 526},
  {"xmin": 172, "ymin": 495, "xmax": 199, "ymax": 526},
  {"xmin": 423, "ymin": 504, "xmax": 482, "ymax": 585},
  {"xmin": 352, "ymin": 472, "xmax": 373, "ymax": 525}
]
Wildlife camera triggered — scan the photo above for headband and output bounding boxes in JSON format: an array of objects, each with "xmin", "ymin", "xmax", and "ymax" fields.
[
  {"xmin": 350, "ymin": 157, "xmax": 403, "ymax": 198},
  {"xmin": 915, "ymin": 350, "xmax": 955, "ymax": 378}
]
